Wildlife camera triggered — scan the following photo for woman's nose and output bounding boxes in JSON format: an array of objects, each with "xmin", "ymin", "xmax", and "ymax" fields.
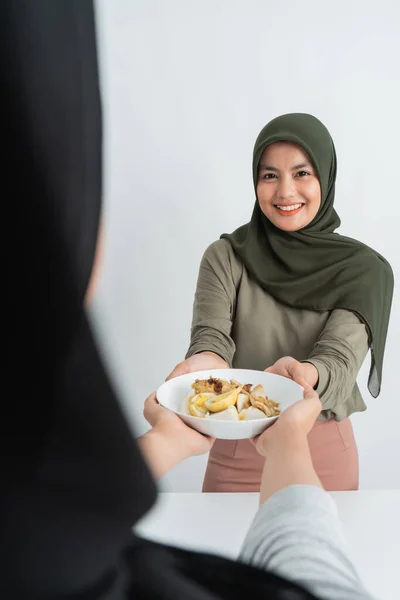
[{"xmin": 277, "ymin": 176, "xmax": 296, "ymax": 200}]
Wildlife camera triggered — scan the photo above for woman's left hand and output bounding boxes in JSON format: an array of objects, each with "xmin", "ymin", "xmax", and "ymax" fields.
[
  {"xmin": 265, "ymin": 356, "xmax": 319, "ymax": 389},
  {"xmin": 144, "ymin": 393, "xmax": 214, "ymax": 459}
]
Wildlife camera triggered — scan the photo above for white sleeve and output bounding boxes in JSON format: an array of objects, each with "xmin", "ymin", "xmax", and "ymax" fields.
[{"xmin": 239, "ymin": 485, "xmax": 375, "ymax": 600}]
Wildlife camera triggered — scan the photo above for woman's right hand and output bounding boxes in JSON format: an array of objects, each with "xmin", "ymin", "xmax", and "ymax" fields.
[{"xmin": 166, "ymin": 351, "xmax": 229, "ymax": 381}]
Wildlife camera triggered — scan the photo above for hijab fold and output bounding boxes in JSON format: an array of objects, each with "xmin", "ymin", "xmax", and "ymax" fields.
[{"xmin": 222, "ymin": 114, "xmax": 394, "ymax": 397}]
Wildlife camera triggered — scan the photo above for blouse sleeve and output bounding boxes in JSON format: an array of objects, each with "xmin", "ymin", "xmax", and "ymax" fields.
[
  {"xmin": 185, "ymin": 240, "xmax": 242, "ymax": 366},
  {"xmin": 304, "ymin": 309, "xmax": 369, "ymax": 413}
]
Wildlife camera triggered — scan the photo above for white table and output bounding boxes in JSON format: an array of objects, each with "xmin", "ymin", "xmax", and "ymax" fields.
[{"xmin": 135, "ymin": 491, "xmax": 400, "ymax": 600}]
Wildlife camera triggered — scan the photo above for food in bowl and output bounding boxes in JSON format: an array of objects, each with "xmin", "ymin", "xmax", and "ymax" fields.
[{"xmin": 181, "ymin": 377, "xmax": 281, "ymax": 421}]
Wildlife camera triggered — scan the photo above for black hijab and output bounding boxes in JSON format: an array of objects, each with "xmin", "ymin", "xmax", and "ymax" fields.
[{"xmin": 2, "ymin": 2, "xmax": 317, "ymax": 599}]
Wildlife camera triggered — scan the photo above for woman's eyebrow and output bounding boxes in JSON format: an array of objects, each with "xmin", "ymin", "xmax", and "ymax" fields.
[
  {"xmin": 260, "ymin": 165, "xmax": 279, "ymax": 172},
  {"xmin": 292, "ymin": 162, "xmax": 312, "ymax": 170},
  {"xmin": 259, "ymin": 162, "xmax": 312, "ymax": 172}
]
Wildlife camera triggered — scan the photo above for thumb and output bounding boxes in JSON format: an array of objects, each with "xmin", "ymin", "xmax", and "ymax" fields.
[
  {"xmin": 302, "ymin": 385, "xmax": 322, "ymax": 415},
  {"xmin": 143, "ymin": 392, "xmax": 161, "ymax": 423}
]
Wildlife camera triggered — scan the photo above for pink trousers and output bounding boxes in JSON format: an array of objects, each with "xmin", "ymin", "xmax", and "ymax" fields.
[{"xmin": 202, "ymin": 418, "xmax": 359, "ymax": 492}]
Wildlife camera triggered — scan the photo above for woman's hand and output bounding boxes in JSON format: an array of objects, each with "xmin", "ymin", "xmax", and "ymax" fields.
[
  {"xmin": 166, "ymin": 351, "xmax": 229, "ymax": 381},
  {"xmin": 265, "ymin": 356, "xmax": 319, "ymax": 388},
  {"xmin": 144, "ymin": 393, "xmax": 214, "ymax": 459},
  {"xmin": 252, "ymin": 385, "xmax": 322, "ymax": 457}
]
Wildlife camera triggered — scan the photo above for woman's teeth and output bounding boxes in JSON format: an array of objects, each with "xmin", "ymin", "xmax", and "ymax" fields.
[{"xmin": 275, "ymin": 203, "xmax": 303, "ymax": 211}]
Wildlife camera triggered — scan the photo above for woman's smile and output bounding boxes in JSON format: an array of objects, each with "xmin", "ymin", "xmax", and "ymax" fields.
[{"xmin": 274, "ymin": 202, "xmax": 305, "ymax": 217}]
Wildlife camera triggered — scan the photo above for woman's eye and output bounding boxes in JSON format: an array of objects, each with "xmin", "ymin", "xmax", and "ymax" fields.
[
  {"xmin": 262, "ymin": 173, "xmax": 277, "ymax": 180},
  {"xmin": 296, "ymin": 171, "xmax": 310, "ymax": 177}
]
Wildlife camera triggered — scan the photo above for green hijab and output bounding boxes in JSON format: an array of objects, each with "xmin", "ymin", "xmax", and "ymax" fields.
[{"xmin": 222, "ymin": 113, "xmax": 394, "ymax": 397}]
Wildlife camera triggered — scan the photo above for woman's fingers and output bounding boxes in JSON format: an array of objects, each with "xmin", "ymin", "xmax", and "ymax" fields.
[{"xmin": 166, "ymin": 361, "xmax": 189, "ymax": 381}]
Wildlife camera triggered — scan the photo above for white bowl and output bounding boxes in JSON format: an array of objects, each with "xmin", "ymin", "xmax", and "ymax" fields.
[{"xmin": 156, "ymin": 369, "xmax": 304, "ymax": 440}]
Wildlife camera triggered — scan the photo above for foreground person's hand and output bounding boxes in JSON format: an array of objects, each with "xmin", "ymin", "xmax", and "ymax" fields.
[
  {"xmin": 140, "ymin": 393, "xmax": 214, "ymax": 480},
  {"xmin": 252, "ymin": 385, "xmax": 322, "ymax": 457},
  {"xmin": 144, "ymin": 392, "xmax": 214, "ymax": 457},
  {"xmin": 251, "ymin": 386, "xmax": 323, "ymax": 503}
]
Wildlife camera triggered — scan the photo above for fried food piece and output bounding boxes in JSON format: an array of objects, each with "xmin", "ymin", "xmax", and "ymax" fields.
[
  {"xmin": 263, "ymin": 400, "xmax": 281, "ymax": 417},
  {"xmin": 237, "ymin": 393, "xmax": 251, "ymax": 412},
  {"xmin": 239, "ymin": 406, "xmax": 266, "ymax": 421},
  {"xmin": 205, "ymin": 387, "xmax": 242, "ymax": 413},
  {"xmin": 192, "ymin": 377, "xmax": 230, "ymax": 395},
  {"xmin": 251, "ymin": 384, "xmax": 267, "ymax": 401},
  {"xmin": 250, "ymin": 384, "xmax": 281, "ymax": 417},
  {"xmin": 192, "ymin": 377, "xmax": 243, "ymax": 395}
]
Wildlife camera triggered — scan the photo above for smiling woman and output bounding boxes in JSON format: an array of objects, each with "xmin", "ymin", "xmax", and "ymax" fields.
[{"xmin": 167, "ymin": 113, "xmax": 394, "ymax": 494}]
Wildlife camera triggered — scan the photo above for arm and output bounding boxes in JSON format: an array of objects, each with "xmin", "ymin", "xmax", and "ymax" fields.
[
  {"xmin": 266, "ymin": 309, "xmax": 369, "ymax": 414},
  {"xmin": 138, "ymin": 429, "xmax": 191, "ymax": 480},
  {"xmin": 258, "ymin": 427, "xmax": 322, "ymax": 505},
  {"xmin": 305, "ymin": 309, "xmax": 369, "ymax": 412},
  {"xmin": 241, "ymin": 486, "xmax": 374, "ymax": 600},
  {"xmin": 240, "ymin": 388, "xmax": 374, "ymax": 600},
  {"xmin": 167, "ymin": 240, "xmax": 241, "ymax": 379},
  {"xmin": 186, "ymin": 240, "xmax": 240, "ymax": 364}
]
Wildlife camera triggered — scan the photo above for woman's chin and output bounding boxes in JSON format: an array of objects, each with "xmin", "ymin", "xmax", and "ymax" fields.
[
  {"xmin": 269, "ymin": 215, "xmax": 308, "ymax": 232},
  {"xmin": 261, "ymin": 208, "xmax": 312, "ymax": 232}
]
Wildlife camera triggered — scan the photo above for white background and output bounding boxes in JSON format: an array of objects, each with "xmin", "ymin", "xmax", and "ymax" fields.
[{"xmin": 94, "ymin": 0, "xmax": 400, "ymax": 492}]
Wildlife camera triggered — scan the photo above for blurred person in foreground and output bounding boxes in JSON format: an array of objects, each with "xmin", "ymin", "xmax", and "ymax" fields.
[{"xmin": 1, "ymin": 1, "xmax": 374, "ymax": 599}]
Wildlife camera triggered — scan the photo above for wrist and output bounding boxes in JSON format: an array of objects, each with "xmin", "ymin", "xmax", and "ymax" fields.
[
  {"xmin": 140, "ymin": 427, "xmax": 189, "ymax": 480},
  {"xmin": 201, "ymin": 351, "xmax": 225, "ymax": 360},
  {"xmin": 259, "ymin": 426, "xmax": 322, "ymax": 504},
  {"xmin": 261, "ymin": 422, "xmax": 308, "ymax": 454},
  {"xmin": 150, "ymin": 425, "xmax": 191, "ymax": 463},
  {"xmin": 203, "ymin": 351, "xmax": 229, "ymax": 367}
]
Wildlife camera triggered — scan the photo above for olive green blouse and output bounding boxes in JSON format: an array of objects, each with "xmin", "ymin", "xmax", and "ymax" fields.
[{"xmin": 186, "ymin": 240, "xmax": 369, "ymax": 422}]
